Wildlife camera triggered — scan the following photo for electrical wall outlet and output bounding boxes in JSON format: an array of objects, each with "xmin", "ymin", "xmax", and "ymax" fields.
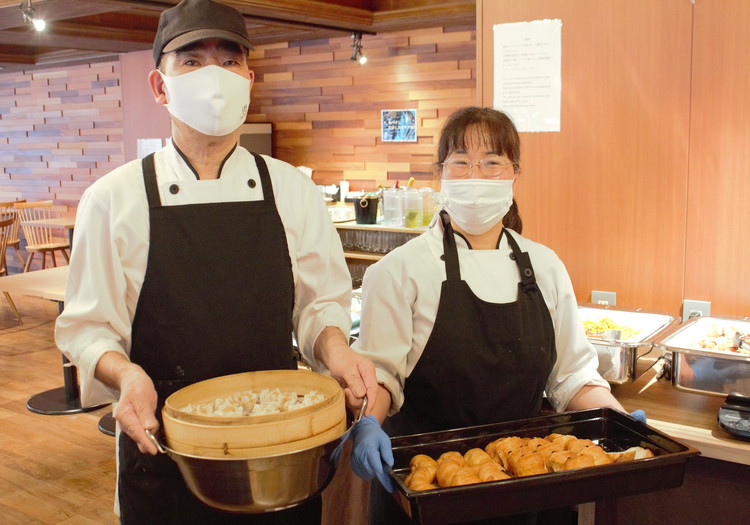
[
  {"xmin": 591, "ymin": 290, "xmax": 616, "ymax": 306},
  {"xmin": 682, "ymin": 299, "xmax": 711, "ymax": 322}
]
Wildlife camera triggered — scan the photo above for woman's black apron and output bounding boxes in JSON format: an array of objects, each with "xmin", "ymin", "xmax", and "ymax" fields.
[
  {"xmin": 118, "ymin": 152, "xmax": 319, "ymax": 524},
  {"xmin": 371, "ymin": 210, "xmax": 558, "ymax": 525}
]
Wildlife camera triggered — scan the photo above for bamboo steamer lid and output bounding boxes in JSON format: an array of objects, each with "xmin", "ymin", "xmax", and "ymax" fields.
[
  {"xmin": 162, "ymin": 370, "xmax": 346, "ymax": 458},
  {"xmin": 165, "ymin": 412, "xmax": 347, "ymax": 458}
]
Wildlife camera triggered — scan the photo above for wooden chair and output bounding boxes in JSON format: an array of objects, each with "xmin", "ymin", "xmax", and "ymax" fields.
[
  {"xmin": 14, "ymin": 200, "xmax": 70, "ymax": 272},
  {"xmin": 0, "ymin": 200, "xmax": 26, "ymax": 273},
  {"xmin": 0, "ymin": 217, "xmax": 23, "ymax": 324}
]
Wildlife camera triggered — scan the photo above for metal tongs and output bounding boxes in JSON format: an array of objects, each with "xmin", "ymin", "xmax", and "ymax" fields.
[
  {"xmin": 638, "ymin": 354, "xmax": 671, "ymax": 394},
  {"xmin": 589, "ymin": 329, "xmax": 622, "ymax": 341},
  {"xmin": 732, "ymin": 332, "xmax": 749, "ymax": 352}
]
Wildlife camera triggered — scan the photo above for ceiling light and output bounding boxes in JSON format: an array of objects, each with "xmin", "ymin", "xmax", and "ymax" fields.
[
  {"xmin": 20, "ymin": 1, "xmax": 46, "ymax": 32},
  {"xmin": 351, "ymin": 32, "xmax": 367, "ymax": 64}
]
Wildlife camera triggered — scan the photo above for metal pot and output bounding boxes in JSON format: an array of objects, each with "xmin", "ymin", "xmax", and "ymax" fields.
[
  {"xmin": 147, "ymin": 430, "xmax": 342, "ymax": 513},
  {"xmin": 145, "ymin": 397, "xmax": 366, "ymax": 513}
]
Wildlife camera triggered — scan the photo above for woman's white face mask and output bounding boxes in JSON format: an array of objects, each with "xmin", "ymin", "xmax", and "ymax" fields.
[
  {"xmin": 440, "ymin": 179, "xmax": 514, "ymax": 235},
  {"xmin": 159, "ymin": 65, "xmax": 250, "ymax": 136}
]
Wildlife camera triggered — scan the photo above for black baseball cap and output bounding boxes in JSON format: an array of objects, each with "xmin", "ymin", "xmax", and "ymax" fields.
[{"xmin": 152, "ymin": 0, "xmax": 254, "ymax": 65}]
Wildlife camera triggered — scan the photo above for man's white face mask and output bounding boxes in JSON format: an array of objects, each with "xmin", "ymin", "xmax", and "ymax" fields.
[{"xmin": 160, "ymin": 65, "xmax": 250, "ymax": 136}]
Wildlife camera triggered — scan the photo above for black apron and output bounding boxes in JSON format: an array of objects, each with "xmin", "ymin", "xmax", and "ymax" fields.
[
  {"xmin": 118, "ymin": 152, "xmax": 320, "ymax": 524},
  {"xmin": 372, "ymin": 210, "xmax": 558, "ymax": 525}
]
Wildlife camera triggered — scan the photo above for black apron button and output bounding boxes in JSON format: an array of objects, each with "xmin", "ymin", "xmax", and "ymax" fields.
[
  {"xmin": 524, "ymin": 268, "xmax": 533, "ymax": 277},
  {"xmin": 440, "ymin": 254, "xmax": 445, "ymax": 261},
  {"xmin": 169, "ymin": 184, "xmax": 179, "ymax": 194},
  {"xmin": 509, "ymin": 252, "xmax": 516, "ymax": 260},
  {"xmin": 248, "ymin": 179, "xmax": 257, "ymax": 188}
]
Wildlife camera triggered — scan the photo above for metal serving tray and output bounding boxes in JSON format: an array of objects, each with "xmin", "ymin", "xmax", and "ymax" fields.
[
  {"xmin": 389, "ymin": 408, "xmax": 699, "ymax": 525},
  {"xmin": 655, "ymin": 315, "xmax": 750, "ymax": 397},
  {"xmin": 579, "ymin": 304, "xmax": 678, "ymax": 384}
]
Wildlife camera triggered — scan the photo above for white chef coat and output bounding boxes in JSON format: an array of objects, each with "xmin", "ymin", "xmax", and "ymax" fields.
[
  {"xmin": 55, "ymin": 141, "xmax": 352, "ymax": 407},
  {"xmin": 352, "ymin": 222, "xmax": 609, "ymax": 416}
]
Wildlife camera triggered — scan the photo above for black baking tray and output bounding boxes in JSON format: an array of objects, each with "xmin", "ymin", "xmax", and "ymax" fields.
[{"xmin": 389, "ymin": 408, "xmax": 700, "ymax": 524}]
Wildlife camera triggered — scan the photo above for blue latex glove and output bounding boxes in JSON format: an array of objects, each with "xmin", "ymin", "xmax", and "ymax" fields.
[
  {"xmin": 350, "ymin": 415, "xmax": 395, "ymax": 492},
  {"xmin": 629, "ymin": 409, "xmax": 647, "ymax": 424}
]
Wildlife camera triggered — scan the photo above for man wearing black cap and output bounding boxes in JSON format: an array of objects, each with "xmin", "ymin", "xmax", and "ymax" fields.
[{"xmin": 55, "ymin": 1, "xmax": 379, "ymax": 523}]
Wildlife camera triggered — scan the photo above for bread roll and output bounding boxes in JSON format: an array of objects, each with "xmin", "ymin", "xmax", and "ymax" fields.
[
  {"xmin": 437, "ymin": 451, "xmax": 465, "ymax": 466},
  {"xmin": 410, "ymin": 454, "xmax": 438, "ymax": 471},
  {"xmin": 525, "ymin": 437, "xmax": 548, "ymax": 451},
  {"xmin": 581, "ymin": 445, "xmax": 613, "ymax": 466},
  {"xmin": 486, "ymin": 436, "xmax": 524, "ymax": 469},
  {"xmin": 464, "ymin": 448, "xmax": 493, "ymax": 467},
  {"xmin": 475, "ymin": 460, "xmax": 511, "ymax": 482},
  {"xmin": 448, "ymin": 466, "xmax": 482, "ymax": 486},
  {"xmin": 537, "ymin": 441, "xmax": 567, "ymax": 471},
  {"xmin": 564, "ymin": 453, "xmax": 595, "ymax": 471},
  {"xmin": 566, "ymin": 438, "xmax": 597, "ymax": 454},
  {"xmin": 405, "ymin": 467, "xmax": 436, "ymax": 491},
  {"xmin": 610, "ymin": 446, "xmax": 654, "ymax": 462},
  {"xmin": 436, "ymin": 459, "xmax": 462, "ymax": 487},
  {"xmin": 513, "ymin": 452, "xmax": 547, "ymax": 477},
  {"xmin": 547, "ymin": 433, "xmax": 577, "ymax": 449},
  {"xmin": 548, "ymin": 450, "xmax": 576, "ymax": 472}
]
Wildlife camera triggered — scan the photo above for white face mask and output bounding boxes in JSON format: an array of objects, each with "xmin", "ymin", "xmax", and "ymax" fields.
[
  {"xmin": 440, "ymin": 179, "xmax": 514, "ymax": 235},
  {"xmin": 160, "ymin": 65, "xmax": 250, "ymax": 136}
]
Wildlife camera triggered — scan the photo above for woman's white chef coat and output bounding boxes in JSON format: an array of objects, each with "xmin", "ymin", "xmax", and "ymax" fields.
[
  {"xmin": 55, "ymin": 141, "xmax": 352, "ymax": 407},
  {"xmin": 352, "ymin": 222, "xmax": 609, "ymax": 416}
]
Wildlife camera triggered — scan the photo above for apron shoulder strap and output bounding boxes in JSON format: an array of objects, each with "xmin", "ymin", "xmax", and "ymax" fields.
[
  {"xmin": 439, "ymin": 210, "xmax": 461, "ymax": 281},
  {"xmin": 141, "ymin": 153, "xmax": 161, "ymax": 209},
  {"xmin": 249, "ymin": 152, "xmax": 276, "ymax": 204},
  {"xmin": 505, "ymin": 230, "xmax": 537, "ymax": 293}
]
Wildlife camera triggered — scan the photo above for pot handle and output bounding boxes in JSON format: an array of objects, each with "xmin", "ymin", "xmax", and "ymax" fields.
[
  {"xmin": 355, "ymin": 395, "xmax": 368, "ymax": 423},
  {"xmin": 145, "ymin": 429, "xmax": 167, "ymax": 454}
]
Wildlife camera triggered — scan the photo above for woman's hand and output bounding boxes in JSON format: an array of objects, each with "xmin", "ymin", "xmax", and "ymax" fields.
[{"xmin": 350, "ymin": 415, "xmax": 395, "ymax": 492}]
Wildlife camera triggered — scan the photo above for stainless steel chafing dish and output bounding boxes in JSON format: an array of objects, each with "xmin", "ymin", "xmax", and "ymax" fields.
[
  {"xmin": 655, "ymin": 315, "xmax": 750, "ymax": 397},
  {"xmin": 578, "ymin": 304, "xmax": 678, "ymax": 384}
]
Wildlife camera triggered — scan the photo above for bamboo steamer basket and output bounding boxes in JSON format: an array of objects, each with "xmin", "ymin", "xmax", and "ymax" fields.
[{"xmin": 162, "ymin": 370, "xmax": 346, "ymax": 458}]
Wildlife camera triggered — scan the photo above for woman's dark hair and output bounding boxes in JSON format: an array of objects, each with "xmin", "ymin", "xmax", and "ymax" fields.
[{"xmin": 435, "ymin": 106, "xmax": 523, "ymax": 233}]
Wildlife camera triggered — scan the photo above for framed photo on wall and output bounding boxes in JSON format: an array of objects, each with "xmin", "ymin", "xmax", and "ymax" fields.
[{"xmin": 381, "ymin": 109, "xmax": 417, "ymax": 142}]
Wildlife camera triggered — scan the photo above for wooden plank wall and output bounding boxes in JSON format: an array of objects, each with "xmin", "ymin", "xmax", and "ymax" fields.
[
  {"xmin": 0, "ymin": 62, "xmax": 124, "ymax": 209},
  {"xmin": 0, "ymin": 24, "xmax": 475, "ymax": 203},
  {"xmin": 247, "ymin": 26, "xmax": 477, "ymax": 191}
]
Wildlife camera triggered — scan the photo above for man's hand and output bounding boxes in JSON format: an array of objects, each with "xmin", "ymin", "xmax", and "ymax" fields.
[
  {"xmin": 96, "ymin": 352, "xmax": 160, "ymax": 454},
  {"xmin": 313, "ymin": 326, "xmax": 380, "ymax": 417}
]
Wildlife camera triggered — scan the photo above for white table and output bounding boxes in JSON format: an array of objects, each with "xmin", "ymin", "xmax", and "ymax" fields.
[{"xmin": 0, "ymin": 266, "xmax": 107, "ymax": 415}]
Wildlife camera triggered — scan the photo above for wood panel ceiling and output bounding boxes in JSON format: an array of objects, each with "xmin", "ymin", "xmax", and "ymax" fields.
[{"xmin": 0, "ymin": 0, "xmax": 475, "ymax": 72}]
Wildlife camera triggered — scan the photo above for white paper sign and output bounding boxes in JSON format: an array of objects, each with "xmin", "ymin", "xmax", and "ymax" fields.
[{"xmin": 493, "ymin": 19, "xmax": 562, "ymax": 132}]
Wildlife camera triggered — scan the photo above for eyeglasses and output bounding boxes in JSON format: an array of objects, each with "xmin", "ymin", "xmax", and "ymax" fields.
[{"xmin": 440, "ymin": 156, "xmax": 516, "ymax": 179}]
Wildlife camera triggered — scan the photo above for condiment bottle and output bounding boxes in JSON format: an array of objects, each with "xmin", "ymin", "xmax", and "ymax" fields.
[
  {"xmin": 420, "ymin": 187, "xmax": 436, "ymax": 226},
  {"xmin": 382, "ymin": 187, "xmax": 404, "ymax": 227},
  {"xmin": 404, "ymin": 188, "xmax": 423, "ymax": 228}
]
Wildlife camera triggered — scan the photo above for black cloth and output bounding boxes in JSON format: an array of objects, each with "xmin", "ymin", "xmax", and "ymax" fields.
[{"xmin": 118, "ymin": 152, "xmax": 315, "ymax": 524}]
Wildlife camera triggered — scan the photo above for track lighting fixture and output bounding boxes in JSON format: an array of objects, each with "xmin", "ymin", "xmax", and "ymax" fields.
[
  {"xmin": 20, "ymin": 1, "xmax": 46, "ymax": 31},
  {"xmin": 350, "ymin": 32, "xmax": 367, "ymax": 65}
]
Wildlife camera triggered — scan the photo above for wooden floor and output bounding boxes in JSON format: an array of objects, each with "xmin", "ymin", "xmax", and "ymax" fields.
[
  {"xmin": 0, "ymin": 293, "xmax": 369, "ymax": 525},
  {"xmin": 0, "ymin": 294, "xmax": 118, "ymax": 524}
]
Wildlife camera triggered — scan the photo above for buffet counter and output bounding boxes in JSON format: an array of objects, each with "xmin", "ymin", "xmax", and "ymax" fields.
[
  {"xmin": 595, "ymin": 358, "xmax": 750, "ymax": 525},
  {"xmin": 612, "ymin": 358, "xmax": 750, "ymax": 466}
]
